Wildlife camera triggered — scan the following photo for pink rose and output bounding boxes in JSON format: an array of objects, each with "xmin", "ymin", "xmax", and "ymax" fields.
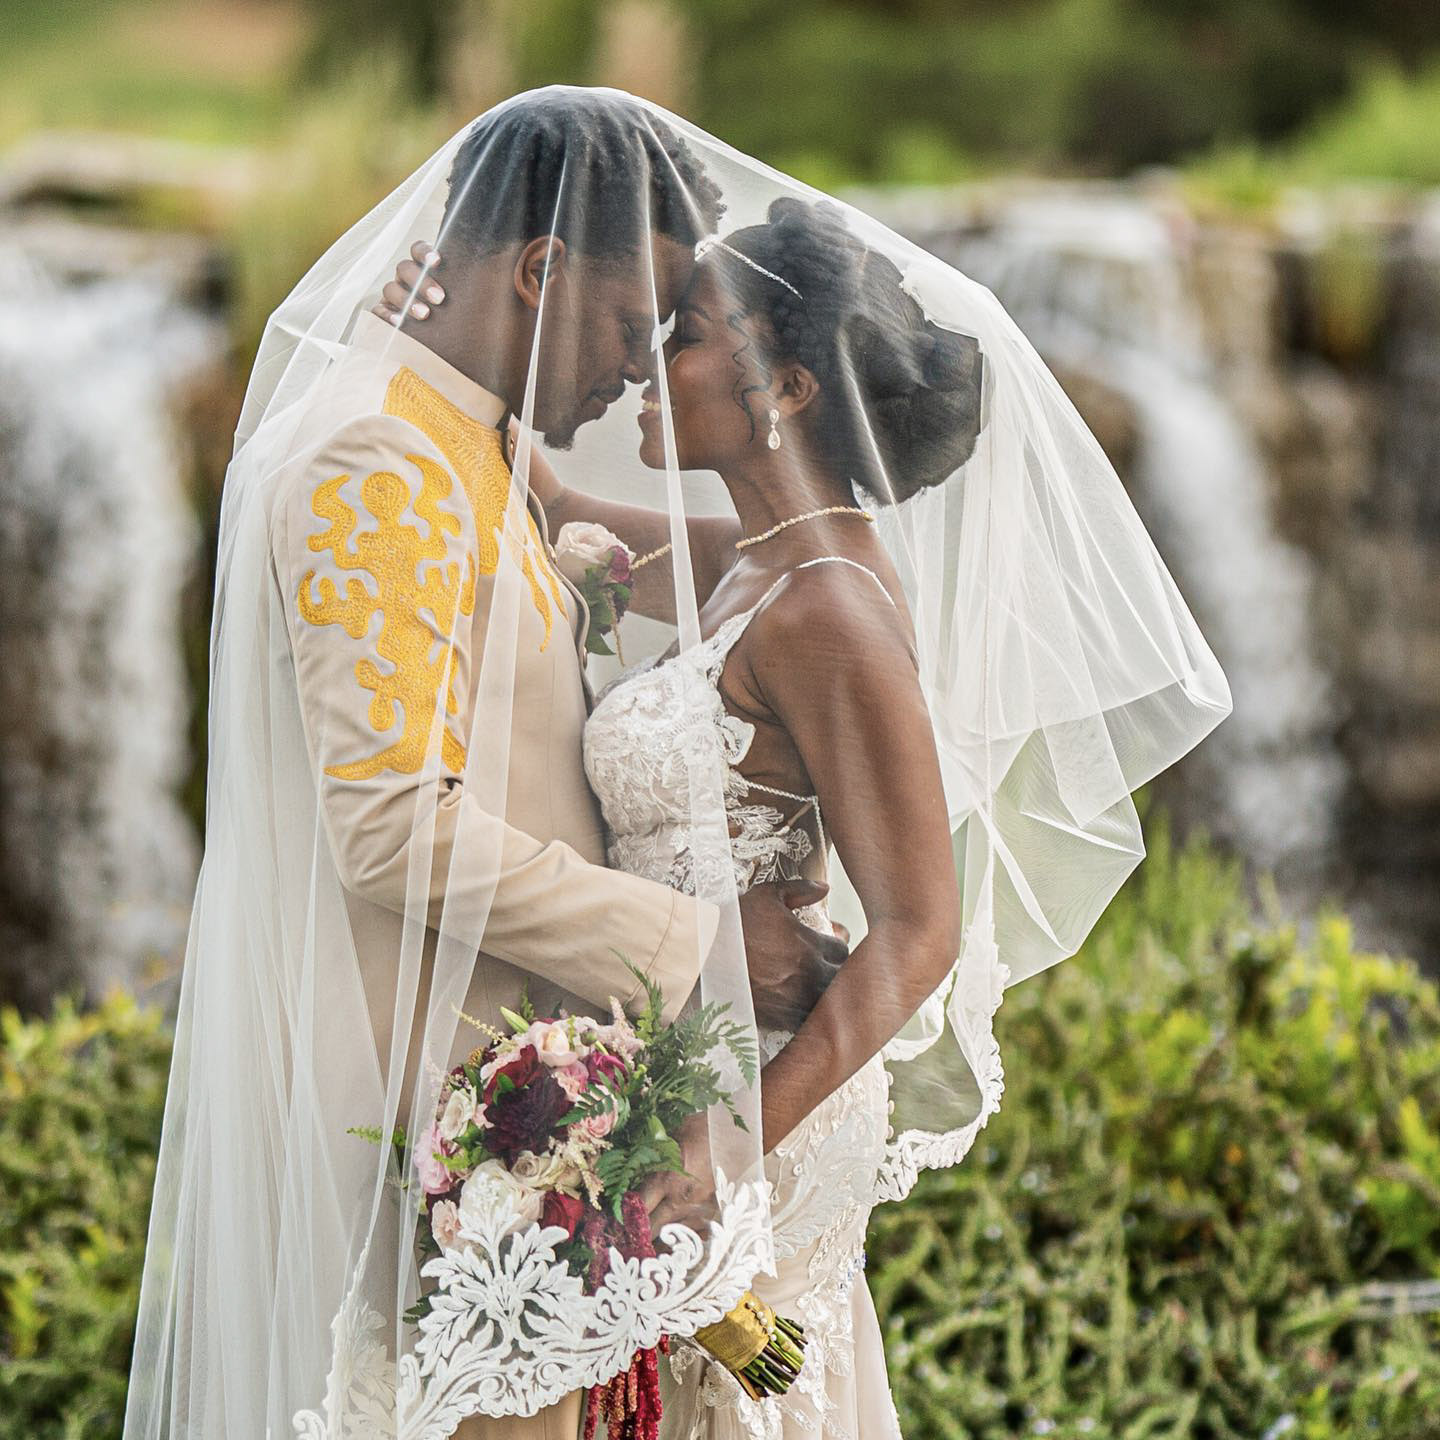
[
  {"xmin": 578, "ymin": 1109, "xmax": 615, "ymax": 1141},
  {"xmin": 430, "ymin": 1198, "xmax": 462, "ymax": 1251},
  {"xmin": 556, "ymin": 1062, "xmax": 589, "ymax": 1101},
  {"xmin": 414, "ymin": 1121, "xmax": 454, "ymax": 1196}
]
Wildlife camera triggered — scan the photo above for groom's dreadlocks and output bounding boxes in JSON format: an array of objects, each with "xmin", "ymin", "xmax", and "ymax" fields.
[{"xmin": 440, "ymin": 87, "xmax": 725, "ymax": 262}]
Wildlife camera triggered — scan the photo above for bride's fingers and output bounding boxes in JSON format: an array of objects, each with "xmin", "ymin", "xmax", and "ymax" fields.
[
  {"xmin": 394, "ymin": 259, "xmax": 446, "ymax": 304},
  {"xmin": 653, "ymin": 1191, "xmax": 717, "ymax": 1234},
  {"xmin": 780, "ymin": 877, "xmax": 830, "ymax": 911},
  {"xmin": 650, "ymin": 1194, "xmax": 695, "ymax": 1232},
  {"xmin": 380, "ymin": 280, "xmax": 430, "ymax": 319}
]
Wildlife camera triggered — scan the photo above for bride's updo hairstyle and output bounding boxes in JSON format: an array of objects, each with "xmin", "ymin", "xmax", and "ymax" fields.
[{"xmin": 718, "ymin": 197, "xmax": 984, "ymax": 503}]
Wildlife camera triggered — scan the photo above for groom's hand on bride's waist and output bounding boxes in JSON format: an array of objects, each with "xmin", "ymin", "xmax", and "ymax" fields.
[{"xmin": 739, "ymin": 880, "xmax": 847, "ymax": 1031}]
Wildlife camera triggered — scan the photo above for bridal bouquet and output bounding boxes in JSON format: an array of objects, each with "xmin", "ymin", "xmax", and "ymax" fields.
[{"xmin": 386, "ymin": 963, "xmax": 807, "ymax": 1439}]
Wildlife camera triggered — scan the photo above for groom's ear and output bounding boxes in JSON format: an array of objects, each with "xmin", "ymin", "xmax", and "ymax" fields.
[{"xmin": 513, "ymin": 236, "xmax": 568, "ymax": 312}]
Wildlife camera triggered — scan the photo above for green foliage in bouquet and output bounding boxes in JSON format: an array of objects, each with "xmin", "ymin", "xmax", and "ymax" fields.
[
  {"xmin": 0, "ymin": 994, "xmax": 171, "ymax": 1440},
  {"xmin": 548, "ymin": 958, "xmax": 758, "ymax": 1213},
  {"xmin": 870, "ymin": 814, "xmax": 1440, "ymax": 1440}
]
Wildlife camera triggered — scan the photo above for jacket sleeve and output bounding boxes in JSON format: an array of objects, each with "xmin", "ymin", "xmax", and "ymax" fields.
[{"xmin": 271, "ymin": 412, "xmax": 714, "ymax": 1023}]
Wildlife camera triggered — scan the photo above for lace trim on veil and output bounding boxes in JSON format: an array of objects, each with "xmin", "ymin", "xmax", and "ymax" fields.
[
  {"xmin": 291, "ymin": 1175, "xmax": 774, "ymax": 1437},
  {"xmin": 877, "ymin": 916, "xmax": 1011, "ymax": 1203}
]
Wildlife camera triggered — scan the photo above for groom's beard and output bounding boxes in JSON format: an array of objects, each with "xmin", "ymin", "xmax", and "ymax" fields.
[
  {"xmin": 543, "ymin": 388, "xmax": 624, "ymax": 450},
  {"xmin": 541, "ymin": 413, "xmax": 583, "ymax": 450},
  {"xmin": 538, "ymin": 390, "xmax": 590, "ymax": 450}
]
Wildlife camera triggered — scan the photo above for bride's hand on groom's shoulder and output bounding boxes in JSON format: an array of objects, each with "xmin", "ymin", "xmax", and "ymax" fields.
[
  {"xmin": 372, "ymin": 241, "xmax": 445, "ymax": 325},
  {"xmin": 738, "ymin": 879, "xmax": 847, "ymax": 1032}
]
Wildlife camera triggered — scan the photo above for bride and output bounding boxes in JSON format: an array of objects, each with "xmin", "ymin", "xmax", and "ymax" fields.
[
  {"xmin": 380, "ymin": 188, "xmax": 1206, "ymax": 1438},
  {"xmin": 558, "ymin": 197, "xmax": 972, "ymax": 1437},
  {"xmin": 126, "ymin": 87, "xmax": 1230, "ymax": 1440}
]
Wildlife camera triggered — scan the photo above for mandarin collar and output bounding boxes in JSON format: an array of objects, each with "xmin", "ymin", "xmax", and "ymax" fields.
[{"xmin": 348, "ymin": 311, "xmax": 508, "ymax": 428}]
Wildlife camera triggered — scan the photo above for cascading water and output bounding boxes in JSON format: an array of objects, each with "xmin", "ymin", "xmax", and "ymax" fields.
[
  {"xmin": 0, "ymin": 252, "xmax": 218, "ymax": 1010},
  {"xmin": 889, "ymin": 188, "xmax": 1345, "ymax": 880}
]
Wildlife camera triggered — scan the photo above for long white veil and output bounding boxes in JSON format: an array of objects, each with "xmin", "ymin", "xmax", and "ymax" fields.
[{"xmin": 124, "ymin": 87, "xmax": 1230, "ymax": 1439}]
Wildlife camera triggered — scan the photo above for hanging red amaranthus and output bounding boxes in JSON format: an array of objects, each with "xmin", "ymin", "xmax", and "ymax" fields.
[{"xmin": 582, "ymin": 1191, "xmax": 668, "ymax": 1440}]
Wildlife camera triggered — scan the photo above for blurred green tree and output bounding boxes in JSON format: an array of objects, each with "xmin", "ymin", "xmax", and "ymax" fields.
[{"xmin": 303, "ymin": 0, "xmax": 1440, "ymax": 178}]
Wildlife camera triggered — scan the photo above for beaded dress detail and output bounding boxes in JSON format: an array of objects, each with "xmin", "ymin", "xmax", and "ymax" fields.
[{"xmin": 582, "ymin": 557, "xmax": 901, "ymax": 1440}]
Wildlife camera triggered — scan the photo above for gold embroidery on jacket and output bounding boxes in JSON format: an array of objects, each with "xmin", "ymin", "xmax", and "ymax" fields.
[
  {"xmin": 297, "ymin": 458, "xmax": 474, "ymax": 780},
  {"xmin": 295, "ymin": 366, "xmax": 571, "ymax": 781},
  {"xmin": 381, "ymin": 366, "xmax": 568, "ymax": 646}
]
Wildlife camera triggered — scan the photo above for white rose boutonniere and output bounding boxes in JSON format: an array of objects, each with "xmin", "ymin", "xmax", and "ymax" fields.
[{"xmin": 554, "ymin": 521, "xmax": 635, "ymax": 660}]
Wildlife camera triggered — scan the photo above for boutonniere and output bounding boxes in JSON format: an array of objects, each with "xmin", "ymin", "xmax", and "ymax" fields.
[{"xmin": 553, "ymin": 522, "xmax": 636, "ymax": 661}]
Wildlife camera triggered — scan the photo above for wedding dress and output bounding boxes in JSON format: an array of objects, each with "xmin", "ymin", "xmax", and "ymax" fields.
[{"xmin": 584, "ymin": 557, "xmax": 903, "ymax": 1440}]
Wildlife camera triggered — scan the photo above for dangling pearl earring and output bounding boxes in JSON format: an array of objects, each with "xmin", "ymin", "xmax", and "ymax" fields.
[{"xmin": 767, "ymin": 408, "xmax": 782, "ymax": 451}]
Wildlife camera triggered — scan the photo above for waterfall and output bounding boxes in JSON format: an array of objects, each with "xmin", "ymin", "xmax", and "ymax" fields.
[
  {"xmin": 0, "ymin": 253, "xmax": 218, "ymax": 1009},
  {"xmin": 891, "ymin": 188, "xmax": 1345, "ymax": 877}
]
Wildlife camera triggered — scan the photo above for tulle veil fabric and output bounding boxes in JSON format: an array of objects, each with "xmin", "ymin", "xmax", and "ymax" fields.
[{"xmin": 123, "ymin": 86, "xmax": 1231, "ymax": 1438}]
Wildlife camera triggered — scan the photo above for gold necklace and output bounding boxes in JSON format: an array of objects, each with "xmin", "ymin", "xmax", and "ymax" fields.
[{"xmin": 734, "ymin": 505, "xmax": 875, "ymax": 551}]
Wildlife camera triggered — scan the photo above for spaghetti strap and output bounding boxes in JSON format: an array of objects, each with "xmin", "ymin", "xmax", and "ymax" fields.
[
  {"xmin": 793, "ymin": 554, "xmax": 894, "ymax": 594},
  {"xmin": 791, "ymin": 554, "xmax": 898, "ymax": 607},
  {"xmin": 747, "ymin": 555, "xmax": 897, "ymax": 629},
  {"xmin": 703, "ymin": 553, "xmax": 900, "ymax": 670}
]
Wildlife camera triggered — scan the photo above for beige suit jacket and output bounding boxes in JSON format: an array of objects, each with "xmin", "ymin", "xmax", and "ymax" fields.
[{"xmin": 267, "ymin": 314, "xmax": 714, "ymax": 1099}]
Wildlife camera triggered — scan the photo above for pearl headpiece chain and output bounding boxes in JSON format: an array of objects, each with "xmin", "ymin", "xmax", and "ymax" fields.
[{"xmin": 696, "ymin": 237, "xmax": 804, "ymax": 300}]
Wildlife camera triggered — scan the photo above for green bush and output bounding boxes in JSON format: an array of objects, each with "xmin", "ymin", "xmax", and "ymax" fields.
[
  {"xmin": 1185, "ymin": 61, "xmax": 1440, "ymax": 212},
  {"xmin": 680, "ymin": 0, "xmax": 1422, "ymax": 182},
  {"xmin": 0, "ymin": 995, "xmax": 171, "ymax": 1439},
  {"xmin": 871, "ymin": 818, "xmax": 1440, "ymax": 1439},
  {"xmin": 4, "ymin": 820, "xmax": 1438, "ymax": 1437}
]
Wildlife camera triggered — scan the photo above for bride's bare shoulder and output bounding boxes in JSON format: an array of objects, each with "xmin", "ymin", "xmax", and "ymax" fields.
[{"xmin": 743, "ymin": 558, "xmax": 916, "ymax": 674}]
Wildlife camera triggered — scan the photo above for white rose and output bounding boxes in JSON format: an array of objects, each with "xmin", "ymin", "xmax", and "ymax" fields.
[
  {"xmin": 437, "ymin": 1086, "xmax": 475, "ymax": 1142},
  {"xmin": 457, "ymin": 1159, "xmax": 545, "ymax": 1242},
  {"xmin": 524, "ymin": 1019, "xmax": 592, "ymax": 1068},
  {"xmin": 513, "ymin": 1148, "xmax": 585, "ymax": 1196},
  {"xmin": 553, "ymin": 522, "xmax": 632, "ymax": 585}
]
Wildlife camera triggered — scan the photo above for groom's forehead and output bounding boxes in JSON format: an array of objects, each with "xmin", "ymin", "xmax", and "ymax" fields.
[
  {"xmin": 579, "ymin": 237, "xmax": 696, "ymax": 317},
  {"xmin": 650, "ymin": 238, "xmax": 698, "ymax": 316}
]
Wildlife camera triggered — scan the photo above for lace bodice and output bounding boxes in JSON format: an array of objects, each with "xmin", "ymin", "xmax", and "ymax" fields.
[{"xmin": 583, "ymin": 557, "xmax": 893, "ymax": 903}]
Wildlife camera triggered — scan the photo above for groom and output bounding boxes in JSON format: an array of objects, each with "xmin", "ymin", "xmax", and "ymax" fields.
[{"xmin": 273, "ymin": 89, "xmax": 843, "ymax": 1439}]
